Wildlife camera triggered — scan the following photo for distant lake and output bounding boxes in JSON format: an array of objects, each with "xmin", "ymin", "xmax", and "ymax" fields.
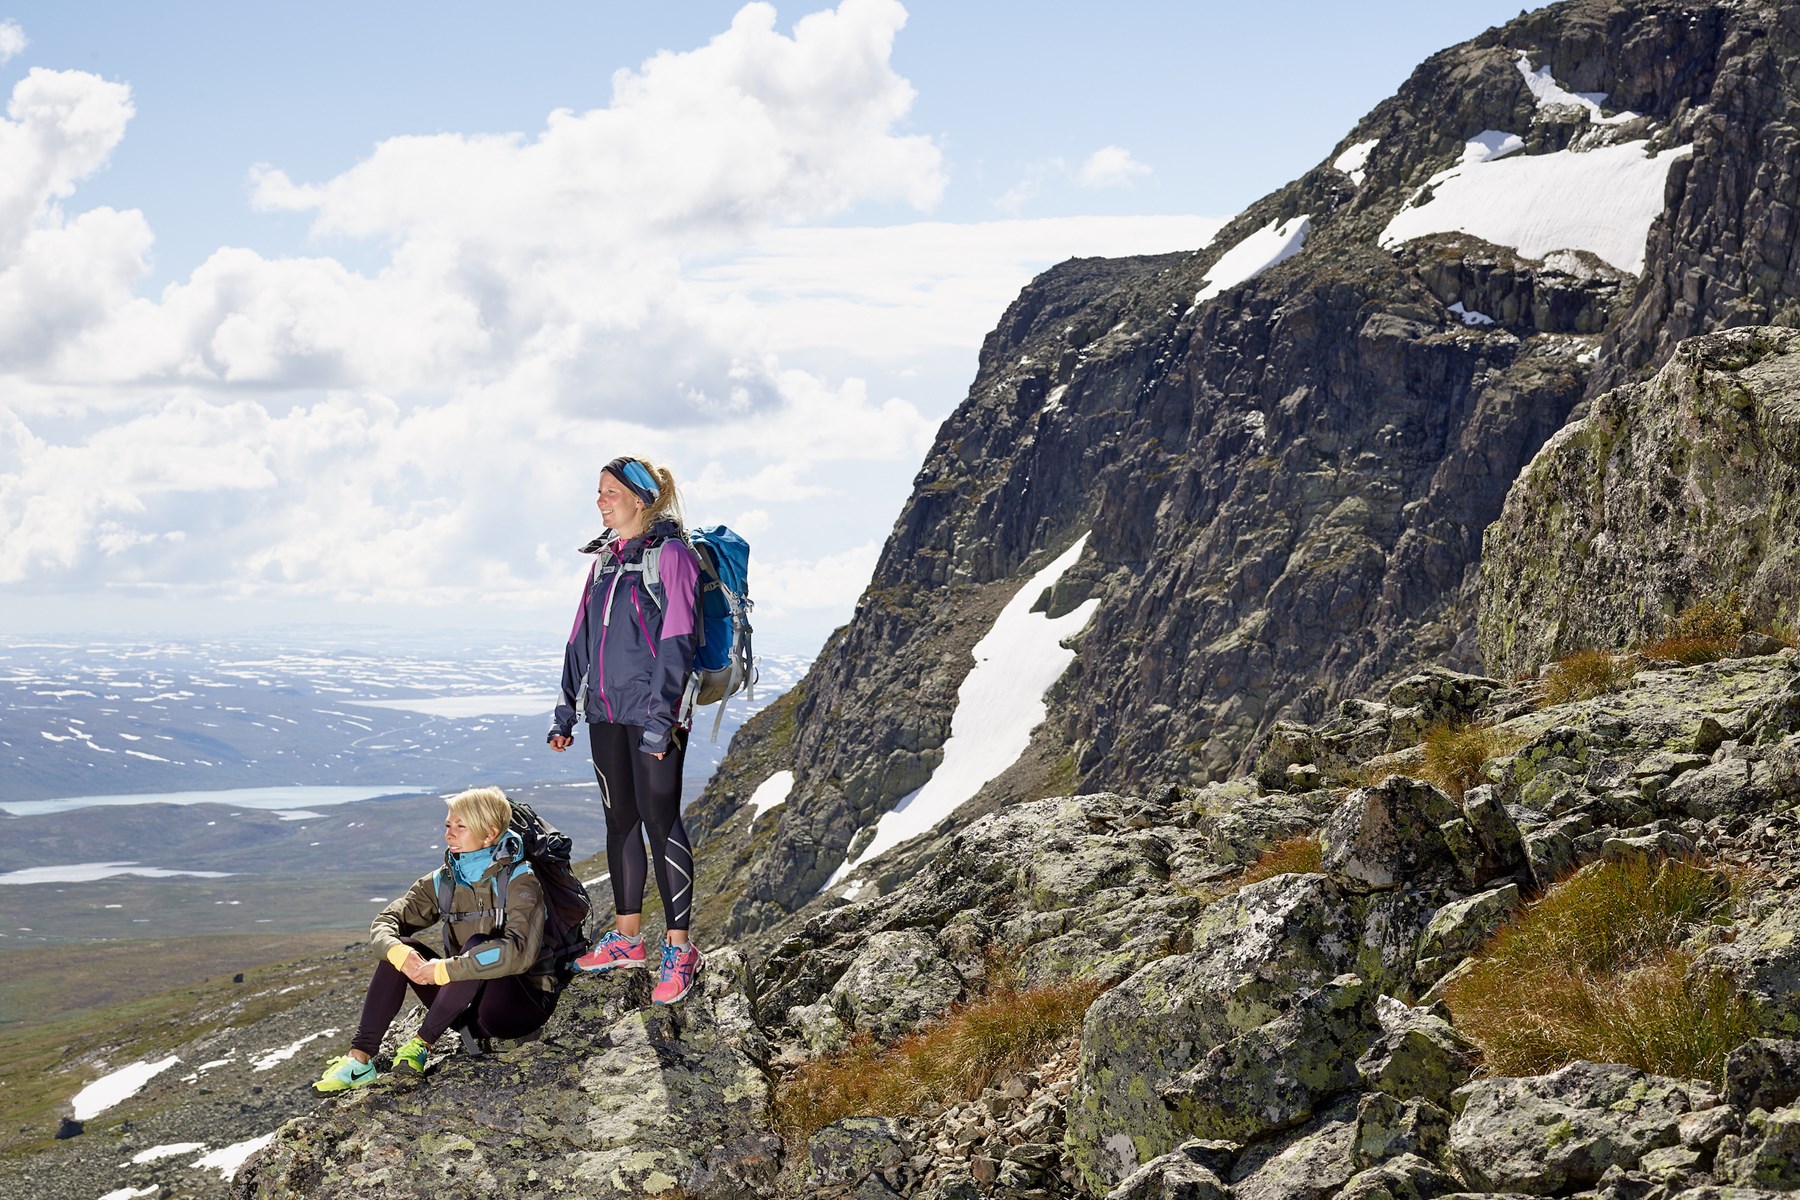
[
  {"xmin": 0, "ymin": 862, "xmax": 236, "ymax": 885},
  {"xmin": 0, "ymin": 784, "xmax": 420, "ymax": 818},
  {"xmin": 346, "ymin": 694, "xmax": 553, "ymax": 718}
]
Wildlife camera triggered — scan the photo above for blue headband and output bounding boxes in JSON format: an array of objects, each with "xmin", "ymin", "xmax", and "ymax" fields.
[{"xmin": 604, "ymin": 457, "xmax": 660, "ymax": 507}]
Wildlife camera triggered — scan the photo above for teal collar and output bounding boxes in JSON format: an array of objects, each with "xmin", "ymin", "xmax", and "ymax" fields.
[{"xmin": 451, "ymin": 844, "xmax": 498, "ymax": 887}]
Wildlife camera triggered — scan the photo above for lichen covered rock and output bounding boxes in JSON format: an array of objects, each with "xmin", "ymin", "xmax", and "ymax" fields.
[
  {"xmin": 1481, "ymin": 326, "xmax": 1800, "ymax": 676},
  {"xmin": 827, "ymin": 929, "xmax": 964, "ymax": 1041},
  {"xmin": 1448, "ymin": 1060, "xmax": 1712, "ymax": 1195},
  {"xmin": 1067, "ymin": 872, "xmax": 1359, "ymax": 1189}
]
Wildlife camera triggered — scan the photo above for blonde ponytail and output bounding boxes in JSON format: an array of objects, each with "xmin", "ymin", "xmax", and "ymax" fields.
[{"xmin": 643, "ymin": 462, "xmax": 684, "ymax": 531}]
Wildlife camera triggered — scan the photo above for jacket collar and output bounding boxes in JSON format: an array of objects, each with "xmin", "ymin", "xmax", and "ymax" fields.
[
  {"xmin": 441, "ymin": 829, "xmax": 524, "ymax": 884},
  {"xmin": 578, "ymin": 518, "xmax": 682, "ymax": 558}
]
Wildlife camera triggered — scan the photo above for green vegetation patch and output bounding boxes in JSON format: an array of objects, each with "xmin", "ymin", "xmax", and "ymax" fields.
[
  {"xmin": 1419, "ymin": 722, "xmax": 1523, "ymax": 801},
  {"xmin": 1442, "ymin": 858, "xmax": 1755, "ymax": 1086},
  {"xmin": 1638, "ymin": 595, "xmax": 1754, "ymax": 665},
  {"xmin": 1542, "ymin": 649, "xmax": 1637, "ymax": 707},
  {"xmin": 771, "ymin": 956, "xmax": 1100, "ymax": 1146},
  {"xmin": 0, "ymin": 932, "xmax": 366, "ymax": 1158}
]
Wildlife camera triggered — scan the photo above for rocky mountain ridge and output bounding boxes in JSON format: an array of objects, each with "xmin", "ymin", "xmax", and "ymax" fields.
[
  {"xmin": 11, "ymin": 2, "xmax": 1800, "ymax": 1197},
  {"xmin": 701, "ymin": 0, "xmax": 1800, "ymax": 937},
  {"xmin": 8, "ymin": 632, "xmax": 1796, "ymax": 1200}
]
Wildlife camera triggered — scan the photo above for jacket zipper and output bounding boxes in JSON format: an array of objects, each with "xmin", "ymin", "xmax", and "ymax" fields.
[
  {"xmin": 595, "ymin": 561, "xmax": 621, "ymax": 722},
  {"xmin": 632, "ymin": 585, "xmax": 657, "ymax": 658}
]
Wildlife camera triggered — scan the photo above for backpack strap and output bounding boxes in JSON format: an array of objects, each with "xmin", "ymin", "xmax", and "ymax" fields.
[{"xmin": 600, "ymin": 540, "xmax": 666, "ymax": 623}]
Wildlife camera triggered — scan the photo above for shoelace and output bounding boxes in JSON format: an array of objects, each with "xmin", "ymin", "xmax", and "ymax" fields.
[{"xmin": 660, "ymin": 942, "xmax": 680, "ymax": 972}]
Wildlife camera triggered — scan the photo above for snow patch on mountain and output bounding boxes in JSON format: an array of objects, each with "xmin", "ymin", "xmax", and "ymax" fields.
[
  {"xmin": 1333, "ymin": 138, "xmax": 1379, "ymax": 186},
  {"xmin": 192, "ymin": 1131, "xmax": 276, "ymax": 1180},
  {"xmin": 830, "ymin": 535, "xmax": 1100, "ymax": 882},
  {"xmin": 1380, "ymin": 138, "xmax": 1691, "ymax": 274},
  {"xmin": 1194, "ymin": 215, "xmax": 1310, "ymax": 305},
  {"xmin": 71, "ymin": 1056, "xmax": 180, "ymax": 1121},
  {"xmin": 128, "ymin": 1142, "xmax": 207, "ymax": 1164},
  {"xmin": 747, "ymin": 770, "xmax": 794, "ymax": 820},
  {"xmin": 251, "ymin": 1029, "xmax": 337, "ymax": 1071},
  {"xmin": 1515, "ymin": 52, "xmax": 1638, "ymax": 125}
]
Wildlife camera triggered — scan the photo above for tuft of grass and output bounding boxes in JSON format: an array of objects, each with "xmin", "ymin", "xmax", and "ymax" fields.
[
  {"xmin": 1663, "ymin": 595, "xmax": 1749, "ymax": 642},
  {"xmin": 771, "ymin": 965, "xmax": 1101, "ymax": 1145},
  {"xmin": 1443, "ymin": 857, "xmax": 1755, "ymax": 1085},
  {"xmin": 1419, "ymin": 722, "xmax": 1520, "ymax": 801},
  {"xmin": 1639, "ymin": 635, "xmax": 1737, "ymax": 665},
  {"xmin": 1337, "ymin": 760, "xmax": 1401, "ymax": 789},
  {"xmin": 1186, "ymin": 833, "xmax": 1325, "ymax": 906},
  {"xmin": 1639, "ymin": 595, "xmax": 1748, "ymax": 664},
  {"xmin": 1541, "ymin": 649, "xmax": 1637, "ymax": 706},
  {"xmin": 1240, "ymin": 833, "xmax": 1323, "ymax": 887}
]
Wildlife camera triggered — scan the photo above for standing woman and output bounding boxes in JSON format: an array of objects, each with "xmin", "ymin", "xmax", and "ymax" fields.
[{"xmin": 549, "ymin": 455, "xmax": 704, "ymax": 1004}]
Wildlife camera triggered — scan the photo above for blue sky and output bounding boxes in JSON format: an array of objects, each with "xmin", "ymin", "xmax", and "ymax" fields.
[{"xmin": 0, "ymin": 1, "xmax": 1542, "ymax": 653}]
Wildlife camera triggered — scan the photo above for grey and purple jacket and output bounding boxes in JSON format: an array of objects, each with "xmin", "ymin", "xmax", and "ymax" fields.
[{"xmin": 551, "ymin": 519, "xmax": 701, "ymax": 755}]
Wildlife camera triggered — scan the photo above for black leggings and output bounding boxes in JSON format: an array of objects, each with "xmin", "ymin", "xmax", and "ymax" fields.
[
  {"xmin": 590, "ymin": 720, "xmax": 693, "ymax": 932},
  {"xmin": 352, "ymin": 936, "xmax": 554, "ymax": 1056}
]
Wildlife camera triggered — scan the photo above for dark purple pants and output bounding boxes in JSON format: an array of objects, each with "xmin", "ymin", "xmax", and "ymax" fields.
[{"xmin": 351, "ymin": 935, "xmax": 554, "ymax": 1056}]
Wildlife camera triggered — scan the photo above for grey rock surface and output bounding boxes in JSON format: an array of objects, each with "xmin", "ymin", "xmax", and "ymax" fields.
[
  {"xmin": 1448, "ymin": 1061, "xmax": 1711, "ymax": 1195},
  {"xmin": 1067, "ymin": 872, "xmax": 1360, "ymax": 1188},
  {"xmin": 1482, "ymin": 327, "xmax": 1800, "ymax": 676},
  {"xmin": 827, "ymin": 929, "xmax": 965, "ymax": 1041},
  {"xmin": 236, "ymin": 953, "xmax": 778, "ymax": 1200}
]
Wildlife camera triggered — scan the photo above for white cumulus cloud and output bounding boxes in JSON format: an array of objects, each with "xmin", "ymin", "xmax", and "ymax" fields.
[
  {"xmin": 1077, "ymin": 145, "xmax": 1151, "ymax": 188},
  {"xmin": 0, "ymin": 21, "xmax": 26, "ymax": 66},
  {"xmin": 0, "ymin": 1, "xmax": 1221, "ymax": 651}
]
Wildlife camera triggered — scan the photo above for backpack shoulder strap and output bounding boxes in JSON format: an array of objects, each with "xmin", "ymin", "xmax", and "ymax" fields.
[{"xmin": 638, "ymin": 540, "xmax": 665, "ymax": 593}]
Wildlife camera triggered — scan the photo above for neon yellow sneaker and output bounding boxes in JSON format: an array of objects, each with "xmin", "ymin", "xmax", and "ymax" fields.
[
  {"xmin": 392, "ymin": 1036, "xmax": 430, "ymax": 1076},
  {"xmin": 313, "ymin": 1054, "xmax": 377, "ymax": 1092}
]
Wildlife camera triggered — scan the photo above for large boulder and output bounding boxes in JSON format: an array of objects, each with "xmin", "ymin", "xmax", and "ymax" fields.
[
  {"xmin": 827, "ymin": 929, "xmax": 964, "ymax": 1041},
  {"xmin": 1226, "ymin": 1098, "xmax": 1360, "ymax": 1200},
  {"xmin": 1480, "ymin": 326, "xmax": 1800, "ymax": 676},
  {"xmin": 1158, "ymin": 975, "xmax": 1375, "ymax": 1141},
  {"xmin": 1067, "ymin": 872, "xmax": 1360, "ymax": 1190},
  {"xmin": 807, "ymin": 1116, "xmax": 917, "ymax": 1196},
  {"xmin": 1448, "ymin": 1061, "xmax": 1714, "ymax": 1195},
  {"xmin": 1696, "ymin": 891, "xmax": 1800, "ymax": 1034},
  {"xmin": 1321, "ymin": 776, "xmax": 1461, "ymax": 893},
  {"xmin": 1721, "ymin": 1039, "xmax": 1800, "ymax": 1113},
  {"xmin": 1356, "ymin": 1003, "xmax": 1477, "ymax": 1108},
  {"xmin": 1716, "ymin": 1105, "xmax": 1800, "ymax": 1191},
  {"xmin": 1103, "ymin": 1141, "xmax": 1234, "ymax": 1200}
]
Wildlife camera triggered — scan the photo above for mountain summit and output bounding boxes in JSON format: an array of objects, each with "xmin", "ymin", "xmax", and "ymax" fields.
[{"xmin": 699, "ymin": 0, "xmax": 1800, "ymax": 934}]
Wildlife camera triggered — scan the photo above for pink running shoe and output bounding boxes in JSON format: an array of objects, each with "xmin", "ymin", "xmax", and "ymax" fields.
[
  {"xmin": 574, "ymin": 930, "xmax": 647, "ymax": 973},
  {"xmin": 652, "ymin": 940, "xmax": 703, "ymax": 1004}
]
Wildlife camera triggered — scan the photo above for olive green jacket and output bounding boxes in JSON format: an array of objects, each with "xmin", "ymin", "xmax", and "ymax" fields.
[{"xmin": 369, "ymin": 833, "xmax": 552, "ymax": 993}]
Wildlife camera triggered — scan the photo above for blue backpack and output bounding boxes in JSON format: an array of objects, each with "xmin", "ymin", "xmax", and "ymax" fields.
[{"xmin": 642, "ymin": 524, "xmax": 756, "ymax": 739}]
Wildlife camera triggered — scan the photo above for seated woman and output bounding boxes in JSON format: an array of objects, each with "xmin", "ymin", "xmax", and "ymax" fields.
[{"xmin": 314, "ymin": 786, "xmax": 558, "ymax": 1091}]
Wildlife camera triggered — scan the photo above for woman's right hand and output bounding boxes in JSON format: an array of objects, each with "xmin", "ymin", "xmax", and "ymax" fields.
[{"xmin": 549, "ymin": 734, "xmax": 572, "ymax": 753}]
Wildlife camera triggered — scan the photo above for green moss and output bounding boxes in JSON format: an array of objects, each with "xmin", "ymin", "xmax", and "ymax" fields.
[{"xmin": 1038, "ymin": 752, "xmax": 1079, "ymax": 799}]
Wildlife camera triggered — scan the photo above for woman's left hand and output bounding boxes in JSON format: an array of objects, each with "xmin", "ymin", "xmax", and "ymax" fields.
[{"xmin": 401, "ymin": 952, "xmax": 437, "ymax": 986}]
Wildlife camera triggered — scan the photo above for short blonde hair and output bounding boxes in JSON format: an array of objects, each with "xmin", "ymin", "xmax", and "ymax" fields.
[{"xmin": 446, "ymin": 787, "xmax": 512, "ymax": 846}]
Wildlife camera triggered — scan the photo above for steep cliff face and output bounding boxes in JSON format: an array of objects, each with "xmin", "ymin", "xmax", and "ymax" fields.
[
  {"xmin": 701, "ymin": 0, "xmax": 1800, "ymax": 935},
  {"xmin": 1481, "ymin": 325, "xmax": 1800, "ymax": 675}
]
